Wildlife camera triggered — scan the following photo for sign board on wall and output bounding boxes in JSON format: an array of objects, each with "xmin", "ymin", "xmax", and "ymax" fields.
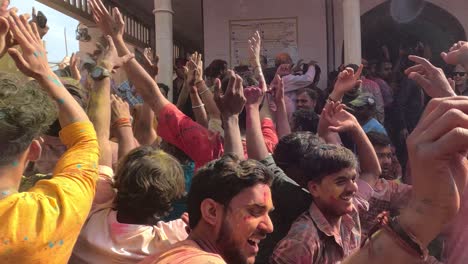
[{"xmin": 229, "ymin": 17, "xmax": 299, "ymax": 67}]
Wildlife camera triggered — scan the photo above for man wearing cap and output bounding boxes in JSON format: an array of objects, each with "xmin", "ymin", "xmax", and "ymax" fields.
[{"xmin": 347, "ymin": 93, "xmax": 388, "ymax": 136}]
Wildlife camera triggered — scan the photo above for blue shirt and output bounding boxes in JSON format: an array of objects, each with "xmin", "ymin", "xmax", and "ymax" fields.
[{"xmin": 362, "ymin": 118, "xmax": 388, "ymax": 135}]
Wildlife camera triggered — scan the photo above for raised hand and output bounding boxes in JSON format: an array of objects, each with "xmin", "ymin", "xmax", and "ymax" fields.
[
  {"xmin": 322, "ymin": 102, "xmax": 358, "ymax": 133},
  {"xmin": 70, "ymin": 53, "xmax": 81, "ymax": 81},
  {"xmin": 270, "ymin": 74, "xmax": 284, "ymax": 106},
  {"xmin": 143, "ymin": 48, "xmax": 154, "ymax": 63},
  {"xmin": 331, "ymin": 65, "xmax": 363, "ymax": 99},
  {"xmin": 214, "ymin": 70, "xmax": 246, "ymax": 117},
  {"xmin": 248, "ymin": 31, "xmax": 261, "ymax": 66},
  {"xmin": 111, "ymin": 94, "xmax": 131, "ymax": 123},
  {"xmin": 88, "ymin": 0, "xmax": 124, "ymax": 39},
  {"xmin": 185, "ymin": 52, "xmax": 203, "ymax": 86},
  {"xmin": 400, "ymin": 96, "xmax": 468, "ymax": 247},
  {"xmin": 248, "ymin": 31, "xmax": 267, "ymax": 91},
  {"xmin": 142, "ymin": 47, "xmax": 159, "ymax": 76},
  {"xmin": 276, "ymin": 63, "xmax": 292, "ymax": 77},
  {"xmin": 7, "ymin": 11, "xmax": 49, "ymax": 79},
  {"xmin": 441, "ymin": 41, "xmax": 468, "ymax": 66},
  {"xmin": 97, "ymin": 36, "xmax": 134, "ymax": 72},
  {"xmin": 244, "ymin": 86, "xmax": 264, "ymax": 107},
  {"xmin": 404, "ymin": 55, "xmax": 455, "ymax": 98}
]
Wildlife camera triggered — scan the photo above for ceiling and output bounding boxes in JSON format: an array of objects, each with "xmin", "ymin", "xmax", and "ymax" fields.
[{"xmin": 128, "ymin": 0, "xmax": 203, "ymax": 51}]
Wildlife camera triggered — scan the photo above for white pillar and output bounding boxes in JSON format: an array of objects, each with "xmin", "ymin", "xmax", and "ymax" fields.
[
  {"xmin": 342, "ymin": 0, "xmax": 362, "ymax": 65},
  {"xmin": 154, "ymin": 0, "xmax": 174, "ymax": 102}
]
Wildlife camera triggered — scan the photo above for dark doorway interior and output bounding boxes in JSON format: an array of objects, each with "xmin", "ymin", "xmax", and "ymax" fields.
[{"xmin": 361, "ymin": 1, "xmax": 466, "ymax": 67}]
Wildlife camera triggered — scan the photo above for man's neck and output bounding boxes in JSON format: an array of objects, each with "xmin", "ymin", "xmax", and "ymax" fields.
[
  {"xmin": 188, "ymin": 226, "xmax": 222, "ymax": 255},
  {"xmin": 0, "ymin": 166, "xmax": 24, "ymax": 195},
  {"xmin": 314, "ymin": 201, "xmax": 342, "ymax": 234}
]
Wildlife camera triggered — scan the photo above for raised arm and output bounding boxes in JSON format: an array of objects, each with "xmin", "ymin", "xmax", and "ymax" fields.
[
  {"xmin": 317, "ymin": 102, "xmax": 343, "ymax": 145},
  {"xmin": 189, "ymin": 84, "xmax": 209, "ymax": 127},
  {"xmin": 183, "ymin": 52, "xmax": 209, "ymax": 127},
  {"xmin": 87, "ymin": 36, "xmax": 132, "ymax": 167},
  {"xmin": 70, "ymin": 52, "xmax": 81, "ymax": 81},
  {"xmin": 245, "ymin": 86, "xmax": 269, "ymax": 161},
  {"xmin": 89, "ymin": 0, "xmax": 169, "ymax": 115},
  {"xmin": 133, "ymin": 103, "xmax": 157, "ymax": 146},
  {"xmin": 197, "ymin": 80, "xmax": 221, "ymax": 120},
  {"xmin": 271, "ymin": 74, "xmax": 291, "ymax": 138},
  {"xmin": 345, "ymin": 96, "xmax": 468, "ymax": 263},
  {"xmin": 8, "ymin": 12, "xmax": 88, "ymax": 126},
  {"xmin": 214, "ymin": 71, "xmax": 246, "ymax": 158},
  {"xmin": 282, "ymin": 61, "xmax": 316, "ymax": 93},
  {"xmin": 249, "ymin": 31, "xmax": 267, "ymax": 91},
  {"xmin": 404, "ymin": 55, "xmax": 456, "ymax": 98},
  {"xmin": 111, "ymin": 94, "xmax": 137, "ymax": 159},
  {"xmin": 442, "ymin": 41, "xmax": 468, "ymax": 72},
  {"xmin": 142, "ymin": 48, "xmax": 159, "ymax": 79},
  {"xmin": 192, "ymin": 53, "xmax": 221, "ymax": 120},
  {"xmin": 324, "ymin": 102, "xmax": 381, "ymax": 186}
]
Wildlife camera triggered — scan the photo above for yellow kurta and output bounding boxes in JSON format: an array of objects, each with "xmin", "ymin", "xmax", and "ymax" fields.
[{"xmin": 0, "ymin": 122, "xmax": 99, "ymax": 263}]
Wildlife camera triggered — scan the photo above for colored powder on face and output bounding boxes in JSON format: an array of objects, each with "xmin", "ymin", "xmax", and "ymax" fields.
[
  {"xmin": 57, "ymin": 98, "xmax": 65, "ymax": 105},
  {"xmin": 11, "ymin": 161, "xmax": 18, "ymax": 167}
]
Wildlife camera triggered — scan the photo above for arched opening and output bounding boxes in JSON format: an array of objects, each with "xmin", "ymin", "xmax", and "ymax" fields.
[{"xmin": 360, "ymin": 1, "xmax": 466, "ymax": 66}]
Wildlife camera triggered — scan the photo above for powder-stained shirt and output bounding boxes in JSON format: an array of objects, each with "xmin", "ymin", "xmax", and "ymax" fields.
[
  {"xmin": 0, "ymin": 122, "xmax": 99, "ymax": 263},
  {"xmin": 70, "ymin": 166, "xmax": 188, "ymax": 264},
  {"xmin": 157, "ymin": 104, "xmax": 278, "ymax": 170},
  {"xmin": 270, "ymin": 197, "xmax": 368, "ymax": 264}
]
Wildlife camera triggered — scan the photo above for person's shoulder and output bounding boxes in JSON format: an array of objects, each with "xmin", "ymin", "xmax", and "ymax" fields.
[
  {"xmin": 146, "ymin": 240, "xmax": 226, "ymax": 264},
  {"xmin": 283, "ymin": 210, "xmax": 319, "ymax": 242},
  {"xmin": 272, "ymin": 217, "xmax": 317, "ymax": 262}
]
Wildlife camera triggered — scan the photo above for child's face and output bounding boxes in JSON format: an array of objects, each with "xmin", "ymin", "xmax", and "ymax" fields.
[{"xmin": 308, "ymin": 167, "xmax": 358, "ymax": 217}]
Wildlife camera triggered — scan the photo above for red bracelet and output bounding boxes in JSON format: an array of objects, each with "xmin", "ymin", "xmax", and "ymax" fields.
[
  {"xmin": 361, "ymin": 212, "xmax": 428, "ymax": 261},
  {"xmin": 112, "ymin": 117, "xmax": 132, "ymax": 128}
]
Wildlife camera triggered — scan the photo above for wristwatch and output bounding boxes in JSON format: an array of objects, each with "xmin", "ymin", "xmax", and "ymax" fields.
[{"xmin": 90, "ymin": 65, "xmax": 111, "ymax": 81}]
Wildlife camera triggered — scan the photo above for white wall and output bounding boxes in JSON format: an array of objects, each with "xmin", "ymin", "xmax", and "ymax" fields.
[
  {"xmin": 203, "ymin": 0, "xmax": 328, "ymax": 88},
  {"xmin": 332, "ymin": 0, "xmax": 468, "ymax": 67}
]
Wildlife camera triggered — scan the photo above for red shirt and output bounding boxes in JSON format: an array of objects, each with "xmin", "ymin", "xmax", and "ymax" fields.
[{"xmin": 157, "ymin": 104, "xmax": 278, "ymax": 169}]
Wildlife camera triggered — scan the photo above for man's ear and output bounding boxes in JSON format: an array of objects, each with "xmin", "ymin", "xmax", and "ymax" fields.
[
  {"xmin": 307, "ymin": 180, "xmax": 321, "ymax": 199},
  {"xmin": 200, "ymin": 198, "xmax": 223, "ymax": 226},
  {"xmin": 0, "ymin": 16, "xmax": 8, "ymax": 57},
  {"xmin": 26, "ymin": 140, "xmax": 42, "ymax": 162}
]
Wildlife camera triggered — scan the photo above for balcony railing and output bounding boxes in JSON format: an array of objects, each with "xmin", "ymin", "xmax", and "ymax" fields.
[{"xmin": 37, "ymin": 0, "xmax": 151, "ymax": 48}]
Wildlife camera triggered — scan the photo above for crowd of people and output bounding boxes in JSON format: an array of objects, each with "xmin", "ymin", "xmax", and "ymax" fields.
[{"xmin": 1, "ymin": 0, "xmax": 468, "ymax": 263}]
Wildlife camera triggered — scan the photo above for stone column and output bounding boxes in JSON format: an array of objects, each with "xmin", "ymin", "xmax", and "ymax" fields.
[
  {"xmin": 342, "ymin": 0, "xmax": 362, "ymax": 65},
  {"xmin": 154, "ymin": 0, "xmax": 174, "ymax": 101}
]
